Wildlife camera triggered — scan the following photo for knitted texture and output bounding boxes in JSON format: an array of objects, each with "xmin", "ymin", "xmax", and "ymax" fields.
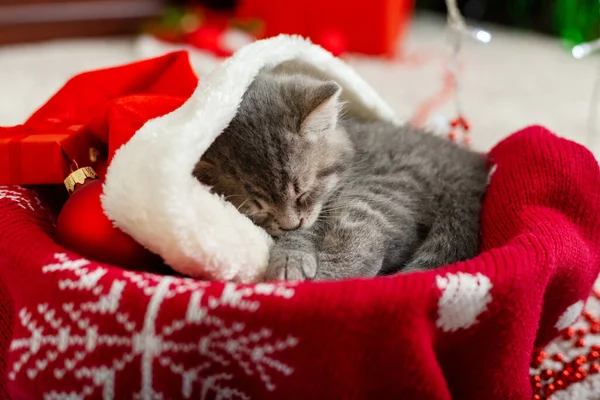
[
  {"xmin": 0, "ymin": 126, "xmax": 599, "ymax": 399},
  {"xmin": 0, "ymin": 279, "xmax": 11, "ymax": 400}
]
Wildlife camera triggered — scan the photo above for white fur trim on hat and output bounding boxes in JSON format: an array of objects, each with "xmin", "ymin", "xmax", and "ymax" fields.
[{"xmin": 101, "ymin": 34, "xmax": 399, "ymax": 283}]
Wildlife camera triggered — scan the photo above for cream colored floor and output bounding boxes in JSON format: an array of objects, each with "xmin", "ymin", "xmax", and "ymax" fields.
[{"xmin": 1, "ymin": 14, "xmax": 598, "ymax": 156}]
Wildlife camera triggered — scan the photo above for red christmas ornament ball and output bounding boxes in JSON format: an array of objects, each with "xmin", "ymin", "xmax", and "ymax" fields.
[
  {"xmin": 56, "ymin": 177, "xmax": 154, "ymax": 269},
  {"xmin": 316, "ymin": 30, "xmax": 347, "ymax": 57}
]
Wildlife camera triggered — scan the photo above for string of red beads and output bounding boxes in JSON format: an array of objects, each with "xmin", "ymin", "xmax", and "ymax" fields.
[
  {"xmin": 448, "ymin": 115, "xmax": 471, "ymax": 146},
  {"xmin": 530, "ymin": 291, "xmax": 600, "ymax": 399}
]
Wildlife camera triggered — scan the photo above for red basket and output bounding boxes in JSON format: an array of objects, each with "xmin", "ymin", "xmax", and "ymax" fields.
[{"xmin": 1, "ymin": 126, "xmax": 599, "ymax": 399}]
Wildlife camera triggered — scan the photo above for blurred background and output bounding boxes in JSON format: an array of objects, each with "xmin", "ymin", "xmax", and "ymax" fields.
[{"xmin": 0, "ymin": 0, "xmax": 598, "ymax": 155}]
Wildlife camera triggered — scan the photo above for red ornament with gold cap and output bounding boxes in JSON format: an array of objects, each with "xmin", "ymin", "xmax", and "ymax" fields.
[{"xmin": 56, "ymin": 165, "xmax": 155, "ymax": 269}]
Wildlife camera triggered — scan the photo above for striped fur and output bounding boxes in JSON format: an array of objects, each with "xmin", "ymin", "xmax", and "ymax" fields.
[{"xmin": 194, "ymin": 67, "xmax": 490, "ymax": 281}]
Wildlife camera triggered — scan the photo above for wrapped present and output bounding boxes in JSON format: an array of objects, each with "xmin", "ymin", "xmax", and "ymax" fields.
[
  {"xmin": 235, "ymin": 0, "xmax": 414, "ymax": 57},
  {"xmin": 0, "ymin": 50, "xmax": 198, "ymax": 185},
  {"xmin": 0, "ymin": 124, "xmax": 100, "ymax": 185}
]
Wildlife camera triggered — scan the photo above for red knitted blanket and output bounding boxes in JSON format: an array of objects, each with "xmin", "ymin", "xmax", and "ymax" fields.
[{"xmin": 1, "ymin": 125, "xmax": 599, "ymax": 399}]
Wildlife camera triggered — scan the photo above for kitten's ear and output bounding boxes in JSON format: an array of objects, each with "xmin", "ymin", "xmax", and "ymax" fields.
[
  {"xmin": 193, "ymin": 160, "xmax": 218, "ymax": 185},
  {"xmin": 300, "ymin": 81, "xmax": 342, "ymax": 140}
]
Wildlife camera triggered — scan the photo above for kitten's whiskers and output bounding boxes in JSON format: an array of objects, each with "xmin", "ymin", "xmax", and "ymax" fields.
[{"xmin": 236, "ymin": 198, "xmax": 251, "ymax": 211}]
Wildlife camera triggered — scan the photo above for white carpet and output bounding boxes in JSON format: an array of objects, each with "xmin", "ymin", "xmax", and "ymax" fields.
[{"xmin": 0, "ymin": 15, "xmax": 598, "ymax": 156}]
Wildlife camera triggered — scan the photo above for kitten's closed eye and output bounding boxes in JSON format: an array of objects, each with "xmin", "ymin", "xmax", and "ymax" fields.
[
  {"xmin": 252, "ymin": 199, "xmax": 264, "ymax": 210},
  {"xmin": 296, "ymin": 192, "xmax": 310, "ymax": 207}
]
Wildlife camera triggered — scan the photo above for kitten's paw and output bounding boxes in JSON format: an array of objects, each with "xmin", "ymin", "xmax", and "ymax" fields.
[{"xmin": 265, "ymin": 249, "xmax": 317, "ymax": 281}]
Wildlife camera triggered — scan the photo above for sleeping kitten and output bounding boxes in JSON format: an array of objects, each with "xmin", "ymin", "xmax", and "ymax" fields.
[{"xmin": 194, "ymin": 66, "xmax": 490, "ymax": 281}]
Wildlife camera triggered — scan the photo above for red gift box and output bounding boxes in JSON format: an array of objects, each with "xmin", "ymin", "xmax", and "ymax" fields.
[
  {"xmin": 0, "ymin": 51, "xmax": 198, "ymax": 185},
  {"xmin": 236, "ymin": 0, "xmax": 414, "ymax": 57},
  {"xmin": 0, "ymin": 124, "xmax": 101, "ymax": 185}
]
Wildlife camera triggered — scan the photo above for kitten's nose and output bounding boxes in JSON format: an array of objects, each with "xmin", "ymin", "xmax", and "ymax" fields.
[{"xmin": 279, "ymin": 218, "xmax": 304, "ymax": 231}]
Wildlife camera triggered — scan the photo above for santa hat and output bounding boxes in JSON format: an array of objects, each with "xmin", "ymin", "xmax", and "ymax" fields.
[{"xmin": 101, "ymin": 35, "xmax": 399, "ymax": 283}]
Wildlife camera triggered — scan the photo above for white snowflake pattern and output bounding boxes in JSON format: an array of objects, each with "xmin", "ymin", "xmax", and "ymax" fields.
[
  {"xmin": 9, "ymin": 253, "xmax": 299, "ymax": 400},
  {"xmin": 0, "ymin": 186, "xmax": 42, "ymax": 212},
  {"xmin": 436, "ymin": 272, "xmax": 493, "ymax": 332}
]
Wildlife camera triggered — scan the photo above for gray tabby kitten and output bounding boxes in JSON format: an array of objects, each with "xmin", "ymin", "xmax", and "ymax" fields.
[{"xmin": 194, "ymin": 66, "xmax": 489, "ymax": 281}]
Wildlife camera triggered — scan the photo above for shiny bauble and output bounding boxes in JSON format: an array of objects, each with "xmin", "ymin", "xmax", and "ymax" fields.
[{"xmin": 56, "ymin": 178, "xmax": 154, "ymax": 269}]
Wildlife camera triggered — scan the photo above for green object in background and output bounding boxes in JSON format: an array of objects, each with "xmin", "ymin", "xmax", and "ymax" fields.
[
  {"xmin": 416, "ymin": 0, "xmax": 599, "ymax": 46},
  {"xmin": 556, "ymin": 0, "xmax": 600, "ymax": 46}
]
